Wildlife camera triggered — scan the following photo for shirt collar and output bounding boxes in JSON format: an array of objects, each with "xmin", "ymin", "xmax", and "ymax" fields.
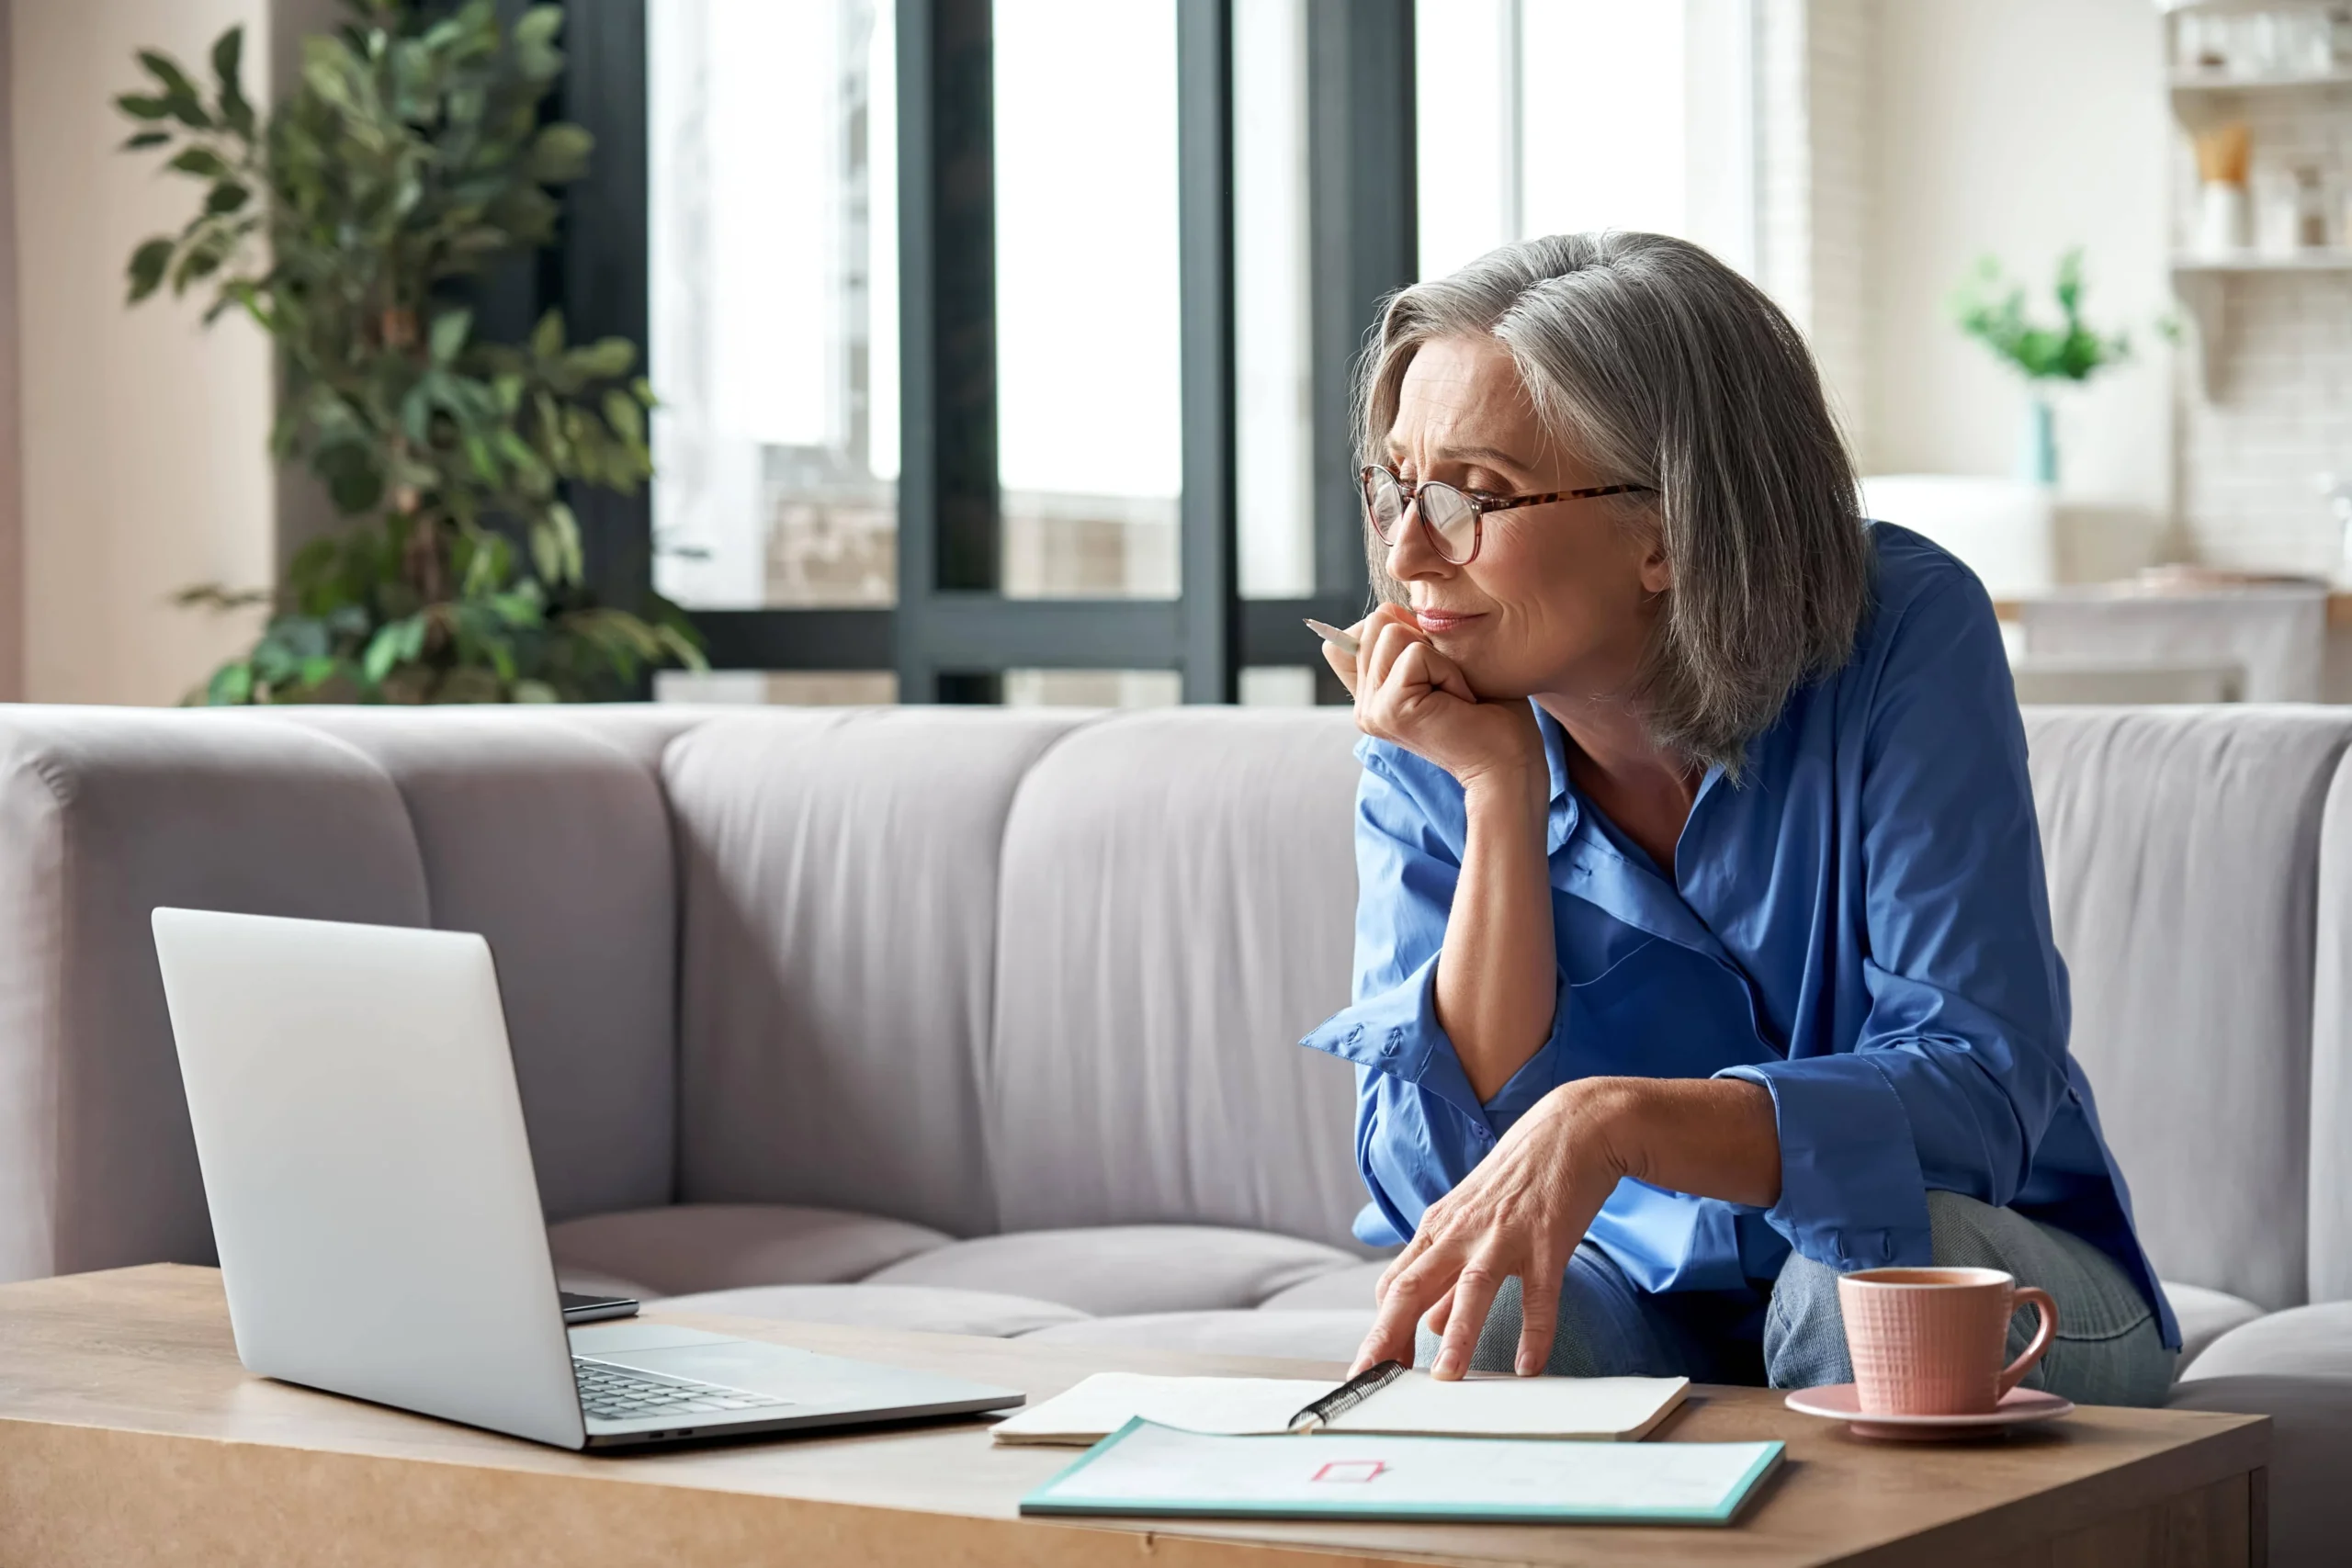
[
  {"xmin": 1529, "ymin": 698, "xmax": 1736, "ymax": 964},
  {"xmin": 1532, "ymin": 700, "xmax": 1577, "ymax": 855}
]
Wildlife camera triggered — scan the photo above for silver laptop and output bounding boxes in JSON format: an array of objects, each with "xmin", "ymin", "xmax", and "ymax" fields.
[{"xmin": 151, "ymin": 907, "xmax": 1023, "ymax": 1450}]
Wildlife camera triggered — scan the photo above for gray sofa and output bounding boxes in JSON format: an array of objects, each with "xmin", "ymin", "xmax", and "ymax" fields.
[{"xmin": 2, "ymin": 701, "xmax": 2348, "ymax": 1558}]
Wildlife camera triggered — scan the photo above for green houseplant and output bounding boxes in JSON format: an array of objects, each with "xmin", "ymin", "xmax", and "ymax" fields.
[
  {"xmin": 118, "ymin": 0, "xmax": 702, "ymax": 703},
  {"xmin": 1948, "ymin": 248, "xmax": 2153, "ymax": 491}
]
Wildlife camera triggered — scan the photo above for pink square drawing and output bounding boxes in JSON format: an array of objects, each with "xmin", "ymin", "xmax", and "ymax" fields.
[{"xmin": 1310, "ymin": 1460, "xmax": 1387, "ymax": 1483}]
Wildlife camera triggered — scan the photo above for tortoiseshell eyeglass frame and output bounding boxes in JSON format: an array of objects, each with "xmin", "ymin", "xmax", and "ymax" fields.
[{"xmin": 1360, "ymin": 464, "xmax": 1656, "ymax": 566}]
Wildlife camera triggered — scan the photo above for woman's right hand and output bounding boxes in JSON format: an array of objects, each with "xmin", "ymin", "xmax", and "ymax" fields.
[{"xmin": 1324, "ymin": 604, "xmax": 1543, "ymax": 793}]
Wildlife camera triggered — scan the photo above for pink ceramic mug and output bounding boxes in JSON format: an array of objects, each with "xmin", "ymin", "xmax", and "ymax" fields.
[{"xmin": 1837, "ymin": 1267, "xmax": 2058, "ymax": 1416}]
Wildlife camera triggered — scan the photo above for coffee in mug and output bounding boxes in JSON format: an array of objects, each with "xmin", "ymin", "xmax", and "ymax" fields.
[{"xmin": 1837, "ymin": 1267, "xmax": 2057, "ymax": 1416}]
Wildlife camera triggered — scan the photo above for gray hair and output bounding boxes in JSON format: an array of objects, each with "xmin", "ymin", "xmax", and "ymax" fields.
[{"xmin": 1357, "ymin": 231, "xmax": 1871, "ymax": 773}]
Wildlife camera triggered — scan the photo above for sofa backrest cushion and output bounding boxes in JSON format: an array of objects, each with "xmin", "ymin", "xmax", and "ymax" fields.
[
  {"xmin": 2024, "ymin": 705, "xmax": 2352, "ymax": 1311},
  {"xmin": 263, "ymin": 710, "xmax": 682, "ymax": 1223},
  {"xmin": 0, "ymin": 712, "xmax": 430, "ymax": 1282},
  {"xmin": 987, "ymin": 708, "xmax": 1369, "ymax": 1251},
  {"xmin": 665, "ymin": 708, "xmax": 1086, "ymax": 1237}
]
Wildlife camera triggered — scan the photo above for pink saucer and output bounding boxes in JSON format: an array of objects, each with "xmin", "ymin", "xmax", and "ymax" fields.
[{"xmin": 1783, "ymin": 1382, "xmax": 2075, "ymax": 1441}]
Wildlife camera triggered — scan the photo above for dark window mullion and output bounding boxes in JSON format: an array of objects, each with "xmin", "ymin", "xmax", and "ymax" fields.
[
  {"xmin": 556, "ymin": 0, "xmax": 654, "ymax": 623},
  {"xmin": 897, "ymin": 0, "xmax": 1002, "ymax": 701},
  {"xmin": 1178, "ymin": 0, "xmax": 1238, "ymax": 703},
  {"xmin": 1307, "ymin": 0, "xmax": 1416, "ymax": 617}
]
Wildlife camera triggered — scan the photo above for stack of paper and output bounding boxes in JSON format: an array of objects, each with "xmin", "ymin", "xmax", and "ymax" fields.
[{"xmin": 990, "ymin": 1370, "xmax": 1690, "ymax": 1446}]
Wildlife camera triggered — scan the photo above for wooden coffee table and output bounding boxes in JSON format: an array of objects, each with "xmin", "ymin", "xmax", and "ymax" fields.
[{"xmin": 0, "ymin": 1265, "xmax": 2267, "ymax": 1567}]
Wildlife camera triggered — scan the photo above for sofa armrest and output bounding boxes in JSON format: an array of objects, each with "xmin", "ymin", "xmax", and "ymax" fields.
[{"xmin": 0, "ymin": 710, "xmax": 427, "ymax": 1282}]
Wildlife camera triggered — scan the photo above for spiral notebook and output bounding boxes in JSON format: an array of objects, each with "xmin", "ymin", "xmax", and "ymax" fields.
[
  {"xmin": 1019, "ymin": 1419, "xmax": 1783, "ymax": 1525},
  {"xmin": 989, "ymin": 1370, "xmax": 1689, "ymax": 1446}
]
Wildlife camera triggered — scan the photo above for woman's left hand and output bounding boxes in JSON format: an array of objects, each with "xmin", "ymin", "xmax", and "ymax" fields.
[{"xmin": 1351, "ymin": 1079, "xmax": 1631, "ymax": 1380}]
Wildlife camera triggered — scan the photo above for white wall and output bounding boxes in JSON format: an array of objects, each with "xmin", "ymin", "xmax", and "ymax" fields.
[
  {"xmin": 1861, "ymin": 0, "xmax": 2174, "ymax": 558},
  {"xmin": 12, "ymin": 0, "xmax": 280, "ymax": 705}
]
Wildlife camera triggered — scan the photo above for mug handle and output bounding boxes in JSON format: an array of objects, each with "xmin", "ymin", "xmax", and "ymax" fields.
[{"xmin": 1996, "ymin": 1285, "xmax": 2060, "ymax": 1397}]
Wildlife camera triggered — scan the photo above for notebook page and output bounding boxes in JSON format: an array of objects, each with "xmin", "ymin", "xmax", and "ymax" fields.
[
  {"xmin": 1329, "ymin": 1371, "xmax": 1689, "ymax": 1439},
  {"xmin": 990, "ymin": 1372, "xmax": 1334, "ymax": 1444}
]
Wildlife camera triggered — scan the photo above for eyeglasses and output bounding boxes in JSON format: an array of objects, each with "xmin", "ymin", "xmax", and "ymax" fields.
[{"xmin": 1361, "ymin": 465, "xmax": 1654, "ymax": 566}]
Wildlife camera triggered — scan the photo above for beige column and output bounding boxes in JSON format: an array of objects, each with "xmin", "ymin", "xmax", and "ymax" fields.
[
  {"xmin": 0, "ymin": 0, "xmax": 20, "ymax": 703},
  {"xmin": 10, "ymin": 0, "xmax": 318, "ymax": 705}
]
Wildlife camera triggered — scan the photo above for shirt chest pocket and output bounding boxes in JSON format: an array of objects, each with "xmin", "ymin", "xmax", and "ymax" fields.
[{"xmin": 1557, "ymin": 938, "xmax": 1780, "ymax": 1084}]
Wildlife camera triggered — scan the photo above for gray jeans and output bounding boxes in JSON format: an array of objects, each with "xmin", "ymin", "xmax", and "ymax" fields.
[{"xmin": 1416, "ymin": 1191, "xmax": 2178, "ymax": 1407}]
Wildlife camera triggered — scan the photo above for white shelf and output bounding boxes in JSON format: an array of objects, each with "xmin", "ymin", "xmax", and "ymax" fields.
[
  {"xmin": 2170, "ymin": 255, "xmax": 2352, "ymax": 398},
  {"xmin": 2157, "ymin": 0, "xmax": 2337, "ymax": 15},
  {"xmin": 2173, "ymin": 251, "xmax": 2352, "ymax": 272},
  {"xmin": 2170, "ymin": 68, "xmax": 2352, "ymax": 91}
]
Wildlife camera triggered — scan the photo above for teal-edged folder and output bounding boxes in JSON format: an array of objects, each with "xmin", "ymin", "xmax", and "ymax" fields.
[{"xmin": 1020, "ymin": 1418, "xmax": 1784, "ymax": 1526}]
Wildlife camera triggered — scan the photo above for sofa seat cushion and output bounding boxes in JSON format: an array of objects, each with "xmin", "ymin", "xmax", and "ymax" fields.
[
  {"xmin": 1021, "ymin": 1311, "xmax": 1369, "ymax": 1365},
  {"xmin": 1257, "ymin": 1259, "xmax": 1390, "ymax": 1312},
  {"xmin": 2165, "ymin": 1281, "xmax": 2269, "ymax": 1371},
  {"xmin": 652, "ymin": 1284, "xmax": 1089, "ymax": 1338},
  {"xmin": 863, "ymin": 1225, "xmax": 1361, "ymax": 1315},
  {"xmin": 547, "ymin": 1204, "xmax": 951, "ymax": 1296},
  {"xmin": 2177, "ymin": 1301, "xmax": 2352, "ymax": 1382}
]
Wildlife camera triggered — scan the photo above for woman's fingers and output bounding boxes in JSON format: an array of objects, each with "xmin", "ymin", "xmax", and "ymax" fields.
[
  {"xmin": 1513, "ymin": 1258, "xmax": 1565, "ymax": 1378},
  {"xmin": 1423, "ymin": 1282, "xmax": 1457, "ymax": 1338},
  {"xmin": 1347, "ymin": 605, "xmax": 1410, "ymax": 700},
  {"xmin": 1320, "ymin": 637, "xmax": 1358, "ymax": 695},
  {"xmin": 1386, "ymin": 639, "xmax": 1477, "ymax": 707},
  {"xmin": 1430, "ymin": 1254, "xmax": 1507, "ymax": 1381},
  {"xmin": 1363, "ymin": 619, "xmax": 1423, "ymax": 696},
  {"xmin": 1351, "ymin": 1247, "xmax": 1454, "ymax": 1375}
]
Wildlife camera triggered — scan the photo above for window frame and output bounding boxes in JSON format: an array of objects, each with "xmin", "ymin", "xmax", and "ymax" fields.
[{"xmin": 555, "ymin": 0, "xmax": 1416, "ymax": 704}]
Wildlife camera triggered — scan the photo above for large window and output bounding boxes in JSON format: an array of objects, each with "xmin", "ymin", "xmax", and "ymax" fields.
[
  {"xmin": 1414, "ymin": 0, "xmax": 1758, "ymax": 281},
  {"xmin": 560, "ymin": 1, "xmax": 1417, "ymax": 705},
  {"xmin": 994, "ymin": 0, "xmax": 1182, "ymax": 604},
  {"xmin": 649, "ymin": 0, "xmax": 899, "ymax": 610}
]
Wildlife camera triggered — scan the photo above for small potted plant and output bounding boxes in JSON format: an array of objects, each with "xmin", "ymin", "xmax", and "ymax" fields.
[
  {"xmin": 117, "ymin": 0, "xmax": 702, "ymax": 702},
  {"xmin": 1948, "ymin": 249, "xmax": 2156, "ymax": 491}
]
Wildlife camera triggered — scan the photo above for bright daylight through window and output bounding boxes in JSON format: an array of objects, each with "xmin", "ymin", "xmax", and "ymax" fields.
[{"xmin": 649, "ymin": 0, "xmax": 899, "ymax": 613}]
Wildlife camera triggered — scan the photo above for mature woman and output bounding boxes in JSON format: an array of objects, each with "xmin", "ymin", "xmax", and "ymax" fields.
[{"xmin": 1303, "ymin": 231, "xmax": 2177, "ymax": 1403}]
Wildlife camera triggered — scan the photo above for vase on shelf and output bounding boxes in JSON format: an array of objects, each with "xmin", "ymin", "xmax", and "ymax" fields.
[{"xmin": 2015, "ymin": 396, "xmax": 2058, "ymax": 490}]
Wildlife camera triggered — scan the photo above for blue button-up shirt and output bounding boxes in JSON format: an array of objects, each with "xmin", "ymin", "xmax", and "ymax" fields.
[{"xmin": 1301, "ymin": 524, "xmax": 2177, "ymax": 1349}]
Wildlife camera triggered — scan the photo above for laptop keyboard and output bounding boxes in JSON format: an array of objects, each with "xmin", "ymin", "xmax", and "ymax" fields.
[{"xmin": 572, "ymin": 1356, "xmax": 791, "ymax": 1422}]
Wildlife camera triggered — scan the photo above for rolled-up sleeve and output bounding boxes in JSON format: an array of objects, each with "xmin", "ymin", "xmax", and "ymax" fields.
[
  {"xmin": 1300, "ymin": 744, "xmax": 1567, "ymax": 1247},
  {"xmin": 1717, "ymin": 572, "xmax": 2073, "ymax": 1273}
]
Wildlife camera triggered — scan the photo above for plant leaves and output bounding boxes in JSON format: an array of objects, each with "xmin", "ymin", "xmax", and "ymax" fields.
[
  {"xmin": 529, "ymin": 309, "xmax": 565, "ymax": 359},
  {"xmin": 428, "ymin": 307, "xmax": 471, "ymax": 366},
  {"xmin": 117, "ymin": 93, "xmax": 171, "ymax": 120},
  {"xmin": 137, "ymin": 50, "xmax": 201, "ymax": 103},
  {"xmin": 569, "ymin": 337, "xmax": 635, "ymax": 379},
  {"xmin": 121, "ymin": 130, "xmax": 173, "ymax": 151},
  {"xmin": 126, "ymin": 237, "xmax": 175, "ymax": 302},
  {"xmin": 204, "ymin": 181, "xmax": 249, "ymax": 215},
  {"xmin": 211, "ymin": 26, "xmax": 255, "ymax": 139},
  {"xmin": 206, "ymin": 661, "xmax": 256, "ymax": 706},
  {"xmin": 168, "ymin": 145, "xmax": 231, "ymax": 180},
  {"xmin": 524, "ymin": 122, "xmax": 593, "ymax": 185}
]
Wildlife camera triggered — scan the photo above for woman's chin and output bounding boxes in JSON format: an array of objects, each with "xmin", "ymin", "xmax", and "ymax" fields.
[{"xmin": 1456, "ymin": 663, "xmax": 1538, "ymax": 703}]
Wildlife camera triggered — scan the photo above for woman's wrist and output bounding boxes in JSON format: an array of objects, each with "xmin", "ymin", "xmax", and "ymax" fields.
[
  {"xmin": 1553, "ymin": 1076, "xmax": 1783, "ymax": 1209},
  {"xmin": 1554, "ymin": 1077, "xmax": 1646, "ymax": 1186},
  {"xmin": 1458, "ymin": 754, "xmax": 1548, "ymax": 829}
]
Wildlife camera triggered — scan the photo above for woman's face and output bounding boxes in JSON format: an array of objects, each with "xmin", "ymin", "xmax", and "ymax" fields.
[{"xmin": 1381, "ymin": 334, "xmax": 1668, "ymax": 701}]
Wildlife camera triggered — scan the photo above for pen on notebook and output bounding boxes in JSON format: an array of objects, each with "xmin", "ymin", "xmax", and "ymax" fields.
[
  {"xmin": 1287, "ymin": 1358, "xmax": 1406, "ymax": 1433},
  {"xmin": 1304, "ymin": 618, "xmax": 1360, "ymax": 658}
]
